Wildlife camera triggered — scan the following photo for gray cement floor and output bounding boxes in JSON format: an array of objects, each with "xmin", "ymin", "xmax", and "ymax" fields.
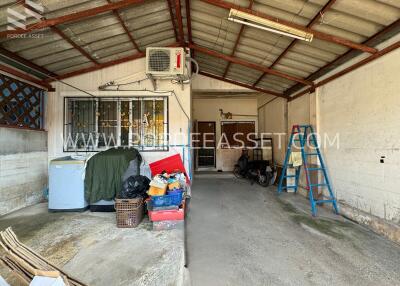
[
  {"xmin": 187, "ymin": 176, "xmax": 400, "ymax": 286},
  {"xmin": 0, "ymin": 204, "xmax": 185, "ymax": 286}
]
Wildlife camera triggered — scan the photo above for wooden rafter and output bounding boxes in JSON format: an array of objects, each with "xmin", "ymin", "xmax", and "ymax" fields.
[
  {"xmin": 0, "ymin": 0, "xmax": 145, "ymax": 38},
  {"xmin": 107, "ymin": 0, "xmax": 141, "ymax": 52},
  {"xmin": 199, "ymin": 71, "xmax": 286, "ymax": 98},
  {"xmin": 189, "ymin": 43, "xmax": 313, "ymax": 86},
  {"xmin": 199, "ymin": 0, "xmax": 377, "ymax": 54},
  {"xmin": 253, "ymin": 0, "xmax": 337, "ymax": 86},
  {"xmin": 223, "ymin": 0, "xmax": 254, "ymax": 78},
  {"xmin": 175, "ymin": 0, "xmax": 185, "ymax": 46}
]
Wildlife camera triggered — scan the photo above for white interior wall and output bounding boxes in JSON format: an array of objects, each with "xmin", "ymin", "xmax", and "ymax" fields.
[
  {"xmin": 257, "ymin": 96, "xmax": 288, "ymax": 165},
  {"xmin": 47, "ymin": 58, "xmax": 192, "ymax": 177},
  {"xmin": 192, "ymin": 97, "xmax": 258, "ymax": 171}
]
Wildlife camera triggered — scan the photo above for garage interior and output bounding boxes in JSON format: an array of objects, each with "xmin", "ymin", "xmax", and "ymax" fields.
[{"xmin": 0, "ymin": 0, "xmax": 399, "ymax": 285}]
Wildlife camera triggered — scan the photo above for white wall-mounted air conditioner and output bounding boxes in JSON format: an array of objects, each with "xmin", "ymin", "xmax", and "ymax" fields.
[{"xmin": 146, "ymin": 47, "xmax": 185, "ymax": 76}]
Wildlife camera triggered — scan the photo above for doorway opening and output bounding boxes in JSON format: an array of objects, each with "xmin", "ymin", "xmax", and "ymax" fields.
[{"xmin": 196, "ymin": 121, "xmax": 216, "ymax": 168}]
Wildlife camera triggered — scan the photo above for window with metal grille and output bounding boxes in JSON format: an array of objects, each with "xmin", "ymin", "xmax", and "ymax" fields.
[
  {"xmin": 64, "ymin": 97, "xmax": 168, "ymax": 152},
  {"xmin": 0, "ymin": 74, "xmax": 45, "ymax": 130}
]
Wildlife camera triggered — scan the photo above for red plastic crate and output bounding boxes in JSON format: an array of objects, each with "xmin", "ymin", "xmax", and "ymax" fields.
[
  {"xmin": 149, "ymin": 154, "xmax": 190, "ymax": 184},
  {"xmin": 148, "ymin": 208, "xmax": 184, "ymax": 221}
]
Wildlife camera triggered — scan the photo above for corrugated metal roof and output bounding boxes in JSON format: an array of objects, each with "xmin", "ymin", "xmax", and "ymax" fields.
[{"xmin": 0, "ymin": 0, "xmax": 399, "ymax": 95}]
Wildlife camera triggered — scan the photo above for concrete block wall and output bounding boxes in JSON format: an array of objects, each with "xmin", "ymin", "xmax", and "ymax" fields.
[
  {"xmin": 318, "ymin": 48, "xmax": 400, "ymax": 224},
  {"xmin": 285, "ymin": 39, "xmax": 400, "ymax": 242},
  {"xmin": 0, "ymin": 127, "xmax": 47, "ymax": 215}
]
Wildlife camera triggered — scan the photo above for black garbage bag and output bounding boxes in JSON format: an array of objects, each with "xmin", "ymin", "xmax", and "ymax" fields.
[{"xmin": 120, "ymin": 175, "xmax": 150, "ymax": 199}]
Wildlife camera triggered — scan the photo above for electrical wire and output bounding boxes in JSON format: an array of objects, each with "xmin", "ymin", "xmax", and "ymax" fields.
[
  {"xmin": 2, "ymin": 55, "xmax": 97, "ymax": 97},
  {"xmin": 259, "ymin": 0, "xmax": 309, "ymax": 67}
]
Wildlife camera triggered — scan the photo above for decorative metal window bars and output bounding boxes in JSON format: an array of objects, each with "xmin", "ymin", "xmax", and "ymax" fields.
[{"xmin": 64, "ymin": 97, "xmax": 168, "ymax": 152}]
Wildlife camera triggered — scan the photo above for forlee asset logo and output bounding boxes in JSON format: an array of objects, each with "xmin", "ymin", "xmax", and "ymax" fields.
[{"xmin": 7, "ymin": 0, "xmax": 44, "ymax": 38}]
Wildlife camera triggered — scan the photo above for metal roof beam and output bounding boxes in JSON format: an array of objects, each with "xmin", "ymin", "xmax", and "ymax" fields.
[
  {"xmin": 223, "ymin": 0, "xmax": 254, "ymax": 78},
  {"xmin": 51, "ymin": 26, "xmax": 99, "ymax": 65},
  {"xmin": 185, "ymin": 0, "xmax": 193, "ymax": 44},
  {"xmin": 199, "ymin": 71, "xmax": 286, "ymax": 98},
  {"xmin": 285, "ymin": 19, "xmax": 400, "ymax": 96},
  {"xmin": 253, "ymin": 0, "xmax": 337, "ymax": 86},
  {"xmin": 199, "ymin": 0, "xmax": 377, "ymax": 54},
  {"xmin": 47, "ymin": 42, "xmax": 180, "ymax": 81},
  {"xmin": 0, "ymin": 0, "xmax": 145, "ymax": 38},
  {"xmin": 288, "ymin": 40, "xmax": 400, "ymax": 101},
  {"xmin": 175, "ymin": 0, "xmax": 185, "ymax": 46},
  {"xmin": 107, "ymin": 0, "xmax": 141, "ymax": 52},
  {"xmin": 0, "ymin": 64, "xmax": 54, "ymax": 90},
  {"xmin": 189, "ymin": 43, "xmax": 313, "ymax": 86},
  {"xmin": 167, "ymin": 0, "xmax": 179, "ymax": 42},
  {"xmin": 0, "ymin": 47, "xmax": 57, "ymax": 78}
]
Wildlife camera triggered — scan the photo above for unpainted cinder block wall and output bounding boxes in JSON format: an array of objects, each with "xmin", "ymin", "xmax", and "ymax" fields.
[{"xmin": 0, "ymin": 127, "xmax": 48, "ymax": 215}]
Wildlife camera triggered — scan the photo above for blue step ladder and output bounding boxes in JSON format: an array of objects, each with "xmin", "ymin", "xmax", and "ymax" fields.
[{"xmin": 278, "ymin": 125, "xmax": 339, "ymax": 216}]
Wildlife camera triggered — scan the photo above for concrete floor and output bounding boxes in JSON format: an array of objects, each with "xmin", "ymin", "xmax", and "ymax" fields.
[
  {"xmin": 187, "ymin": 176, "xmax": 400, "ymax": 286},
  {"xmin": 0, "ymin": 204, "xmax": 185, "ymax": 286}
]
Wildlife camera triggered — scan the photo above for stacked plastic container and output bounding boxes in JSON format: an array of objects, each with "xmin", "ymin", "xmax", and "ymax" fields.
[{"xmin": 147, "ymin": 172, "xmax": 187, "ymax": 230}]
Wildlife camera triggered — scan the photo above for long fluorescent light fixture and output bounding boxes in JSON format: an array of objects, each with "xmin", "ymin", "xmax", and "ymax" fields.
[{"xmin": 228, "ymin": 9, "xmax": 313, "ymax": 42}]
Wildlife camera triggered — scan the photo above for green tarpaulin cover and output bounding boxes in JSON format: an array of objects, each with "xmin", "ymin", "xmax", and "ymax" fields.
[{"xmin": 84, "ymin": 148, "xmax": 141, "ymax": 203}]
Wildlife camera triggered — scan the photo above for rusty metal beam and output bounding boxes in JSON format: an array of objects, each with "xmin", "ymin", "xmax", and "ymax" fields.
[
  {"xmin": 167, "ymin": 0, "xmax": 179, "ymax": 42},
  {"xmin": 223, "ymin": 0, "xmax": 254, "ymax": 78},
  {"xmin": 189, "ymin": 43, "xmax": 313, "ymax": 85},
  {"xmin": 288, "ymin": 40, "xmax": 400, "ymax": 101},
  {"xmin": 199, "ymin": 71, "xmax": 286, "ymax": 98},
  {"xmin": 0, "ymin": 0, "xmax": 145, "ymax": 38},
  {"xmin": 51, "ymin": 26, "xmax": 99, "ymax": 65},
  {"xmin": 48, "ymin": 42, "xmax": 179, "ymax": 81},
  {"xmin": 185, "ymin": 0, "xmax": 193, "ymax": 44},
  {"xmin": 285, "ymin": 18, "xmax": 400, "ymax": 96},
  {"xmin": 0, "ymin": 64, "xmax": 54, "ymax": 90},
  {"xmin": 200, "ymin": 0, "xmax": 377, "ymax": 54},
  {"xmin": 0, "ymin": 47, "xmax": 57, "ymax": 78},
  {"xmin": 107, "ymin": 0, "xmax": 141, "ymax": 52},
  {"xmin": 175, "ymin": 0, "xmax": 185, "ymax": 46},
  {"xmin": 253, "ymin": 0, "xmax": 337, "ymax": 87}
]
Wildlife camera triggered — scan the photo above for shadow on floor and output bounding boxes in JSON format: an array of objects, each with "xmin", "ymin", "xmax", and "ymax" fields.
[{"xmin": 187, "ymin": 177, "xmax": 400, "ymax": 286}]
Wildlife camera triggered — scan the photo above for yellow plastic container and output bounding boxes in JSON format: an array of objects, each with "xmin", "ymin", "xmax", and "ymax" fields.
[
  {"xmin": 148, "ymin": 186, "xmax": 167, "ymax": 196},
  {"xmin": 168, "ymin": 181, "xmax": 180, "ymax": 190}
]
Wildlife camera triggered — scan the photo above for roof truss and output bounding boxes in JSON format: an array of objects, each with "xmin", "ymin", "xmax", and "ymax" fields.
[
  {"xmin": 199, "ymin": 0, "xmax": 378, "ymax": 54},
  {"xmin": 0, "ymin": 0, "xmax": 398, "ymax": 98}
]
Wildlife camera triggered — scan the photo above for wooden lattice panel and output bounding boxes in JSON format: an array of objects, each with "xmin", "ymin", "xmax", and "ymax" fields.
[{"xmin": 0, "ymin": 73, "xmax": 44, "ymax": 129}]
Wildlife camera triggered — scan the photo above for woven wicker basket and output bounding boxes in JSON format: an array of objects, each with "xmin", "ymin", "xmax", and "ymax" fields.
[{"xmin": 115, "ymin": 198, "xmax": 144, "ymax": 228}]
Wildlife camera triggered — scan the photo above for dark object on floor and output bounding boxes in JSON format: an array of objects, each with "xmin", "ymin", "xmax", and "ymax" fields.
[
  {"xmin": 90, "ymin": 200, "xmax": 115, "ymax": 212},
  {"xmin": 85, "ymin": 147, "xmax": 142, "ymax": 204},
  {"xmin": 115, "ymin": 198, "xmax": 144, "ymax": 228},
  {"xmin": 120, "ymin": 175, "xmax": 150, "ymax": 199},
  {"xmin": 233, "ymin": 150, "xmax": 275, "ymax": 187}
]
